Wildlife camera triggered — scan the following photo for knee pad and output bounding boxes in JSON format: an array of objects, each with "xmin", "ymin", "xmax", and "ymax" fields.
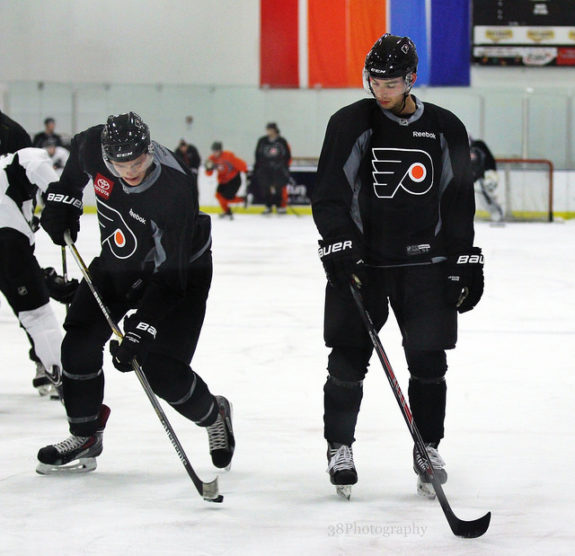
[
  {"xmin": 327, "ymin": 346, "xmax": 371, "ymax": 382},
  {"xmin": 405, "ymin": 349, "xmax": 447, "ymax": 383}
]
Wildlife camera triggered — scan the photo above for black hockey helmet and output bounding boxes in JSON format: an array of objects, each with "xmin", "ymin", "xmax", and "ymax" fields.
[
  {"xmin": 101, "ymin": 112, "xmax": 151, "ymax": 162},
  {"xmin": 364, "ymin": 33, "xmax": 418, "ymax": 80}
]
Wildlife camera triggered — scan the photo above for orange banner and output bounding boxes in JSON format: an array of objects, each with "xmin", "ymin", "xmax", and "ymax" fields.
[{"xmin": 308, "ymin": 0, "xmax": 387, "ymax": 88}]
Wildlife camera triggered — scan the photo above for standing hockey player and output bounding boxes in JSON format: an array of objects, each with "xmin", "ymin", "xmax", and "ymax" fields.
[
  {"xmin": 37, "ymin": 112, "xmax": 235, "ymax": 473},
  {"xmin": 312, "ymin": 34, "xmax": 484, "ymax": 499},
  {"xmin": 205, "ymin": 141, "xmax": 247, "ymax": 220},
  {"xmin": 253, "ymin": 123, "xmax": 291, "ymax": 215},
  {"xmin": 469, "ymin": 136, "xmax": 504, "ymax": 223},
  {"xmin": 0, "ymin": 147, "xmax": 75, "ymax": 399}
]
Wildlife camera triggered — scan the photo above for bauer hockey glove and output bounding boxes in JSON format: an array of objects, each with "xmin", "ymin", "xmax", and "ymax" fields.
[
  {"xmin": 109, "ymin": 314, "xmax": 157, "ymax": 372},
  {"xmin": 445, "ymin": 247, "xmax": 484, "ymax": 314},
  {"xmin": 43, "ymin": 267, "xmax": 79, "ymax": 304},
  {"xmin": 40, "ymin": 183, "xmax": 83, "ymax": 246},
  {"xmin": 318, "ymin": 237, "xmax": 364, "ymax": 290}
]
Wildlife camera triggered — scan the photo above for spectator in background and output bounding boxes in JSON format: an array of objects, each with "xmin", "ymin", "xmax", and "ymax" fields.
[
  {"xmin": 33, "ymin": 117, "xmax": 63, "ymax": 148},
  {"xmin": 42, "ymin": 137, "xmax": 69, "ymax": 177},
  {"xmin": 205, "ymin": 141, "xmax": 247, "ymax": 220},
  {"xmin": 253, "ymin": 122, "xmax": 291, "ymax": 215},
  {"xmin": 175, "ymin": 139, "xmax": 201, "ymax": 172}
]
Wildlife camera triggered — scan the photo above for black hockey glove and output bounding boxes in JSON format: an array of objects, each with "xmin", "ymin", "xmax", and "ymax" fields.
[
  {"xmin": 445, "ymin": 247, "xmax": 484, "ymax": 314},
  {"xmin": 43, "ymin": 267, "xmax": 79, "ymax": 304},
  {"xmin": 109, "ymin": 314, "xmax": 157, "ymax": 373},
  {"xmin": 318, "ymin": 237, "xmax": 364, "ymax": 290},
  {"xmin": 40, "ymin": 183, "xmax": 83, "ymax": 246}
]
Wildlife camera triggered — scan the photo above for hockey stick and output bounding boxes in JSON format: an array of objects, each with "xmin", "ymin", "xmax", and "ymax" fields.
[
  {"xmin": 63, "ymin": 231, "xmax": 223, "ymax": 503},
  {"xmin": 349, "ymin": 277, "xmax": 490, "ymax": 538}
]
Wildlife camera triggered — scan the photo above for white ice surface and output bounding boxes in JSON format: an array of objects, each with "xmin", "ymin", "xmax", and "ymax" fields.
[{"xmin": 1, "ymin": 214, "xmax": 575, "ymax": 555}]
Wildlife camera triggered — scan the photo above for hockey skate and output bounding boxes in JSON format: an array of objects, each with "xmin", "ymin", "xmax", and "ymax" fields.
[
  {"xmin": 206, "ymin": 395, "xmax": 235, "ymax": 470},
  {"xmin": 327, "ymin": 442, "xmax": 357, "ymax": 500},
  {"xmin": 36, "ymin": 404, "xmax": 111, "ymax": 474},
  {"xmin": 32, "ymin": 362, "xmax": 62, "ymax": 401},
  {"xmin": 218, "ymin": 209, "xmax": 233, "ymax": 220},
  {"xmin": 413, "ymin": 442, "xmax": 448, "ymax": 499}
]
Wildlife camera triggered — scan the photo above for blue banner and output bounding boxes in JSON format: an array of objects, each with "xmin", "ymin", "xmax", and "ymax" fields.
[{"xmin": 389, "ymin": 0, "xmax": 470, "ymax": 87}]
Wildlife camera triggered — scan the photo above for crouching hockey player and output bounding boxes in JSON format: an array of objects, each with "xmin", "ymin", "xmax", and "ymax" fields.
[
  {"xmin": 469, "ymin": 136, "xmax": 504, "ymax": 223},
  {"xmin": 36, "ymin": 112, "xmax": 235, "ymax": 474},
  {"xmin": 0, "ymin": 147, "xmax": 77, "ymax": 399},
  {"xmin": 312, "ymin": 34, "xmax": 484, "ymax": 499}
]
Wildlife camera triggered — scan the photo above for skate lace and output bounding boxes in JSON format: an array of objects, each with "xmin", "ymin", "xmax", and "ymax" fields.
[
  {"xmin": 207, "ymin": 415, "xmax": 228, "ymax": 451},
  {"xmin": 329, "ymin": 445, "xmax": 354, "ymax": 473},
  {"xmin": 53, "ymin": 435, "xmax": 90, "ymax": 453},
  {"xmin": 416, "ymin": 444, "xmax": 446, "ymax": 472}
]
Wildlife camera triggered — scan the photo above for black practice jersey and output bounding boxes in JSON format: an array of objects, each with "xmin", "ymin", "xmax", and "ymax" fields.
[
  {"xmin": 57, "ymin": 125, "xmax": 211, "ymax": 318},
  {"xmin": 254, "ymin": 136, "xmax": 291, "ymax": 171},
  {"xmin": 312, "ymin": 96, "xmax": 476, "ymax": 267}
]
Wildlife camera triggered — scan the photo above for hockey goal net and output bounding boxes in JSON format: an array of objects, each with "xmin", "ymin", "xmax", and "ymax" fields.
[{"xmin": 485, "ymin": 158, "xmax": 554, "ymax": 222}]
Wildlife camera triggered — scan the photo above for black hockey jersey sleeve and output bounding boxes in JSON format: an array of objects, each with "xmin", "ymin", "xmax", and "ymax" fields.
[
  {"xmin": 436, "ymin": 111, "xmax": 476, "ymax": 254},
  {"xmin": 312, "ymin": 100, "xmax": 374, "ymax": 244}
]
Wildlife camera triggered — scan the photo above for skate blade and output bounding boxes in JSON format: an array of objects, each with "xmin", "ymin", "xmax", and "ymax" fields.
[
  {"xmin": 36, "ymin": 457, "xmax": 97, "ymax": 475},
  {"xmin": 336, "ymin": 485, "xmax": 352, "ymax": 500},
  {"xmin": 416, "ymin": 476, "xmax": 436, "ymax": 499}
]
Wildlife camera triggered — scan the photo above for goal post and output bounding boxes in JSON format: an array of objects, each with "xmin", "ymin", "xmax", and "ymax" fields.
[{"xmin": 491, "ymin": 158, "xmax": 554, "ymax": 222}]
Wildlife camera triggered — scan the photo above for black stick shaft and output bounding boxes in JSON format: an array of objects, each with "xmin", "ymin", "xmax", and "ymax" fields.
[{"xmin": 349, "ymin": 280, "xmax": 490, "ymax": 538}]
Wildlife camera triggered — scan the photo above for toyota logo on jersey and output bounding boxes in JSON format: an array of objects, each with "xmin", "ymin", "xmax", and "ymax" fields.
[
  {"xmin": 96, "ymin": 199, "xmax": 138, "ymax": 259},
  {"xmin": 372, "ymin": 148, "xmax": 434, "ymax": 199}
]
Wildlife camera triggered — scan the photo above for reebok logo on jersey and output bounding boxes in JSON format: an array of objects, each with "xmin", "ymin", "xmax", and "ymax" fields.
[
  {"xmin": 372, "ymin": 148, "xmax": 434, "ymax": 199},
  {"xmin": 413, "ymin": 131, "xmax": 436, "ymax": 139},
  {"xmin": 129, "ymin": 208, "xmax": 146, "ymax": 224},
  {"xmin": 94, "ymin": 173, "xmax": 114, "ymax": 200}
]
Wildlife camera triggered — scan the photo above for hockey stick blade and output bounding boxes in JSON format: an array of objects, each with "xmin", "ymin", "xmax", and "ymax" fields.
[
  {"xmin": 434, "ymin": 481, "xmax": 491, "ymax": 538},
  {"xmin": 349, "ymin": 280, "xmax": 491, "ymax": 538},
  {"xmin": 63, "ymin": 231, "xmax": 223, "ymax": 503}
]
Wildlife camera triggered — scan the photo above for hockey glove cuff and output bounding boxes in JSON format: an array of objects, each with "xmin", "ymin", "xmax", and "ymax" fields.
[
  {"xmin": 445, "ymin": 247, "xmax": 484, "ymax": 314},
  {"xmin": 43, "ymin": 267, "xmax": 79, "ymax": 304},
  {"xmin": 41, "ymin": 183, "xmax": 83, "ymax": 246},
  {"xmin": 109, "ymin": 314, "xmax": 157, "ymax": 372},
  {"xmin": 318, "ymin": 237, "xmax": 364, "ymax": 290}
]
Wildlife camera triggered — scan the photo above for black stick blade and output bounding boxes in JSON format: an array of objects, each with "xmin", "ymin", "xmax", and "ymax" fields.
[{"xmin": 449, "ymin": 511, "xmax": 491, "ymax": 538}]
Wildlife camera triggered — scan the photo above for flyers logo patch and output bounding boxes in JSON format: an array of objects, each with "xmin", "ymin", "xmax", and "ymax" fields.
[
  {"xmin": 96, "ymin": 200, "xmax": 137, "ymax": 259},
  {"xmin": 94, "ymin": 173, "xmax": 114, "ymax": 200},
  {"xmin": 372, "ymin": 148, "xmax": 434, "ymax": 199}
]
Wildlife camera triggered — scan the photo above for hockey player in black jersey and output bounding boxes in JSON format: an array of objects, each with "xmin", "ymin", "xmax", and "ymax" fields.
[
  {"xmin": 37, "ymin": 112, "xmax": 234, "ymax": 474},
  {"xmin": 313, "ymin": 34, "xmax": 484, "ymax": 499}
]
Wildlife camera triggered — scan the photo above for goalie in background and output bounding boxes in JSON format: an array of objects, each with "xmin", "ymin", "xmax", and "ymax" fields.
[{"xmin": 469, "ymin": 136, "xmax": 504, "ymax": 223}]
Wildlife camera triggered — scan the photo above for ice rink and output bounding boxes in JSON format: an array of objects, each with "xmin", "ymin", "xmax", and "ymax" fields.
[{"xmin": 2, "ymin": 213, "xmax": 574, "ymax": 555}]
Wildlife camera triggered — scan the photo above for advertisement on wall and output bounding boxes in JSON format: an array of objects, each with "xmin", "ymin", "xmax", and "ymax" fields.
[{"xmin": 472, "ymin": 0, "xmax": 575, "ymax": 66}]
